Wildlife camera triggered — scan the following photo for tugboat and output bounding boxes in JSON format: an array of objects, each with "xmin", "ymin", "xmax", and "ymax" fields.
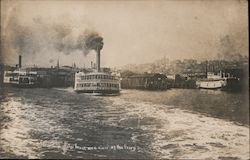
[{"xmin": 74, "ymin": 35, "xmax": 121, "ymax": 95}]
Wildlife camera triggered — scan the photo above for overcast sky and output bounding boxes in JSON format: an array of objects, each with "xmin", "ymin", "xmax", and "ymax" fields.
[{"xmin": 1, "ymin": 0, "xmax": 248, "ymax": 68}]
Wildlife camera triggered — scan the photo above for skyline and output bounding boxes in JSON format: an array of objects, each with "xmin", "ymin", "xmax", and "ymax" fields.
[{"xmin": 0, "ymin": 0, "xmax": 248, "ymax": 68}]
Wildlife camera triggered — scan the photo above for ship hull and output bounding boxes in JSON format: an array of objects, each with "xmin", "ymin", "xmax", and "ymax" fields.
[
  {"xmin": 74, "ymin": 89, "xmax": 120, "ymax": 96},
  {"xmin": 197, "ymin": 80, "xmax": 225, "ymax": 89}
]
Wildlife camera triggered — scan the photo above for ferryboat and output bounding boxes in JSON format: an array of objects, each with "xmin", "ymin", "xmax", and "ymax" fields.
[
  {"xmin": 3, "ymin": 70, "xmax": 38, "ymax": 87},
  {"xmin": 74, "ymin": 70, "xmax": 121, "ymax": 95},
  {"xmin": 74, "ymin": 34, "xmax": 121, "ymax": 95}
]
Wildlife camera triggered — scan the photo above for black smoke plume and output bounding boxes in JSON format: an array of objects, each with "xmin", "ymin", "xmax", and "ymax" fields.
[
  {"xmin": 83, "ymin": 33, "xmax": 104, "ymax": 55},
  {"xmin": 1, "ymin": 14, "xmax": 103, "ymax": 64}
]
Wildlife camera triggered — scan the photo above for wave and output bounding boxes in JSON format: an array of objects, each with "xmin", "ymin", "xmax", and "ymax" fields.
[{"xmin": 108, "ymin": 96, "xmax": 250, "ymax": 159}]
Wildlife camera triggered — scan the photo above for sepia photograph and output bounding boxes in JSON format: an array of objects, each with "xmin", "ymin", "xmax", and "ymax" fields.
[{"xmin": 0, "ymin": 0, "xmax": 249, "ymax": 159}]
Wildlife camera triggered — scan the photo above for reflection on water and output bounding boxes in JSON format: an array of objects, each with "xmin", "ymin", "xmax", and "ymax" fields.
[{"xmin": 0, "ymin": 87, "xmax": 249, "ymax": 159}]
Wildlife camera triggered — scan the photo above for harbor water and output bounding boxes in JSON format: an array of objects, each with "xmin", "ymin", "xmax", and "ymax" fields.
[{"xmin": 0, "ymin": 87, "xmax": 249, "ymax": 159}]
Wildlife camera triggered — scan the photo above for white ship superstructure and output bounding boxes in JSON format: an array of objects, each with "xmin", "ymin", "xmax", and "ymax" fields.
[
  {"xmin": 196, "ymin": 72, "xmax": 226, "ymax": 89},
  {"xmin": 74, "ymin": 71, "xmax": 120, "ymax": 95}
]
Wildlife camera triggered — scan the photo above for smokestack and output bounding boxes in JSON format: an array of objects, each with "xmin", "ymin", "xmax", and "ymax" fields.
[
  {"xmin": 19, "ymin": 55, "xmax": 22, "ymax": 68},
  {"xmin": 83, "ymin": 33, "xmax": 103, "ymax": 72},
  {"xmin": 96, "ymin": 48, "xmax": 100, "ymax": 72}
]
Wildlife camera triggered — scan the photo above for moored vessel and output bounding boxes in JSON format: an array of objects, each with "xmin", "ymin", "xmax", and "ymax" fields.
[{"xmin": 3, "ymin": 70, "xmax": 39, "ymax": 87}]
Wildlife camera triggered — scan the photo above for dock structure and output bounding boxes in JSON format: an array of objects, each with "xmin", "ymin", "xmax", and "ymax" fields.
[{"xmin": 121, "ymin": 73, "xmax": 168, "ymax": 90}]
